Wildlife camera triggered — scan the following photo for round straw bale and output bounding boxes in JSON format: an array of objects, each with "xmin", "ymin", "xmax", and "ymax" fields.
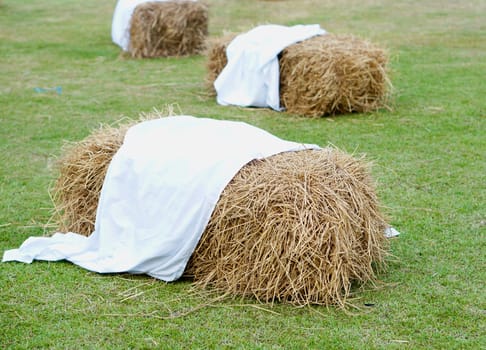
[
  {"xmin": 186, "ymin": 148, "xmax": 388, "ymax": 306},
  {"xmin": 50, "ymin": 124, "xmax": 389, "ymax": 306},
  {"xmin": 129, "ymin": 1, "xmax": 209, "ymax": 58},
  {"xmin": 206, "ymin": 33, "xmax": 391, "ymax": 117},
  {"xmin": 280, "ymin": 34, "xmax": 391, "ymax": 117}
]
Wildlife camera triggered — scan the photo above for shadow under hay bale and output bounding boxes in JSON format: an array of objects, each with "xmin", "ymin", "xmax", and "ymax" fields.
[
  {"xmin": 129, "ymin": 1, "xmax": 208, "ymax": 58},
  {"xmin": 50, "ymin": 119, "xmax": 389, "ymax": 306},
  {"xmin": 206, "ymin": 33, "xmax": 391, "ymax": 117}
]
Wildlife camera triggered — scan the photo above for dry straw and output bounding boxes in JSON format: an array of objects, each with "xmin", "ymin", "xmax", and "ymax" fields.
[
  {"xmin": 206, "ymin": 33, "xmax": 392, "ymax": 117},
  {"xmin": 51, "ymin": 123, "xmax": 133, "ymax": 235},
  {"xmin": 186, "ymin": 149, "xmax": 388, "ymax": 306},
  {"xmin": 205, "ymin": 34, "xmax": 236, "ymax": 91},
  {"xmin": 129, "ymin": 1, "xmax": 208, "ymax": 58},
  {"xmin": 50, "ymin": 117, "xmax": 389, "ymax": 306}
]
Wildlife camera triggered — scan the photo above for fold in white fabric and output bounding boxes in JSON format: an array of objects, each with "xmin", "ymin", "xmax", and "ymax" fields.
[
  {"xmin": 111, "ymin": 0, "xmax": 197, "ymax": 51},
  {"xmin": 3, "ymin": 116, "xmax": 319, "ymax": 281},
  {"xmin": 214, "ymin": 24, "xmax": 326, "ymax": 111}
]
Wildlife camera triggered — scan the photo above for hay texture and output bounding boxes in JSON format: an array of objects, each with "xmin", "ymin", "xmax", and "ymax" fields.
[
  {"xmin": 206, "ymin": 33, "xmax": 391, "ymax": 117},
  {"xmin": 186, "ymin": 149, "xmax": 388, "ymax": 306},
  {"xmin": 51, "ymin": 124, "xmax": 132, "ymax": 236},
  {"xmin": 129, "ymin": 1, "xmax": 208, "ymax": 58},
  {"xmin": 51, "ymin": 121, "xmax": 388, "ymax": 306},
  {"xmin": 205, "ymin": 34, "xmax": 236, "ymax": 91}
]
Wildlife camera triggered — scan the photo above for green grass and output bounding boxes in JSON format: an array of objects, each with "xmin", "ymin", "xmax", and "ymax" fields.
[{"xmin": 1, "ymin": 0, "xmax": 485, "ymax": 348}]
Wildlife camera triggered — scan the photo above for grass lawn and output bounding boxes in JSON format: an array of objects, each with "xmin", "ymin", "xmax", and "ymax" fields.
[{"xmin": 1, "ymin": 0, "xmax": 485, "ymax": 348}]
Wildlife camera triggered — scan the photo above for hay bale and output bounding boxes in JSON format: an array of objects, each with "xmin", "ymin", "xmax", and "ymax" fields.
[
  {"xmin": 186, "ymin": 149, "xmax": 388, "ymax": 306},
  {"xmin": 50, "ymin": 122, "xmax": 388, "ymax": 306},
  {"xmin": 204, "ymin": 33, "xmax": 236, "ymax": 91},
  {"xmin": 206, "ymin": 33, "xmax": 391, "ymax": 117},
  {"xmin": 51, "ymin": 124, "xmax": 132, "ymax": 236},
  {"xmin": 129, "ymin": 1, "xmax": 208, "ymax": 58}
]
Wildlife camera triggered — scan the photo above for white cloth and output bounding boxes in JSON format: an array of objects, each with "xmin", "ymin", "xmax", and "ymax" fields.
[
  {"xmin": 384, "ymin": 227, "xmax": 401, "ymax": 238},
  {"xmin": 111, "ymin": 0, "xmax": 196, "ymax": 51},
  {"xmin": 214, "ymin": 24, "xmax": 326, "ymax": 111},
  {"xmin": 3, "ymin": 116, "xmax": 319, "ymax": 281}
]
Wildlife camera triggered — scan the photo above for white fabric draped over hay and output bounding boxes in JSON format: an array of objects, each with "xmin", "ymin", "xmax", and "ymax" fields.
[
  {"xmin": 2, "ymin": 116, "xmax": 319, "ymax": 281},
  {"xmin": 214, "ymin": 24, "xmax": 326, "ymax": 111},
  {"xmin": 111, "ymin": 0, "xmax": 197, "ymax": 51}
]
